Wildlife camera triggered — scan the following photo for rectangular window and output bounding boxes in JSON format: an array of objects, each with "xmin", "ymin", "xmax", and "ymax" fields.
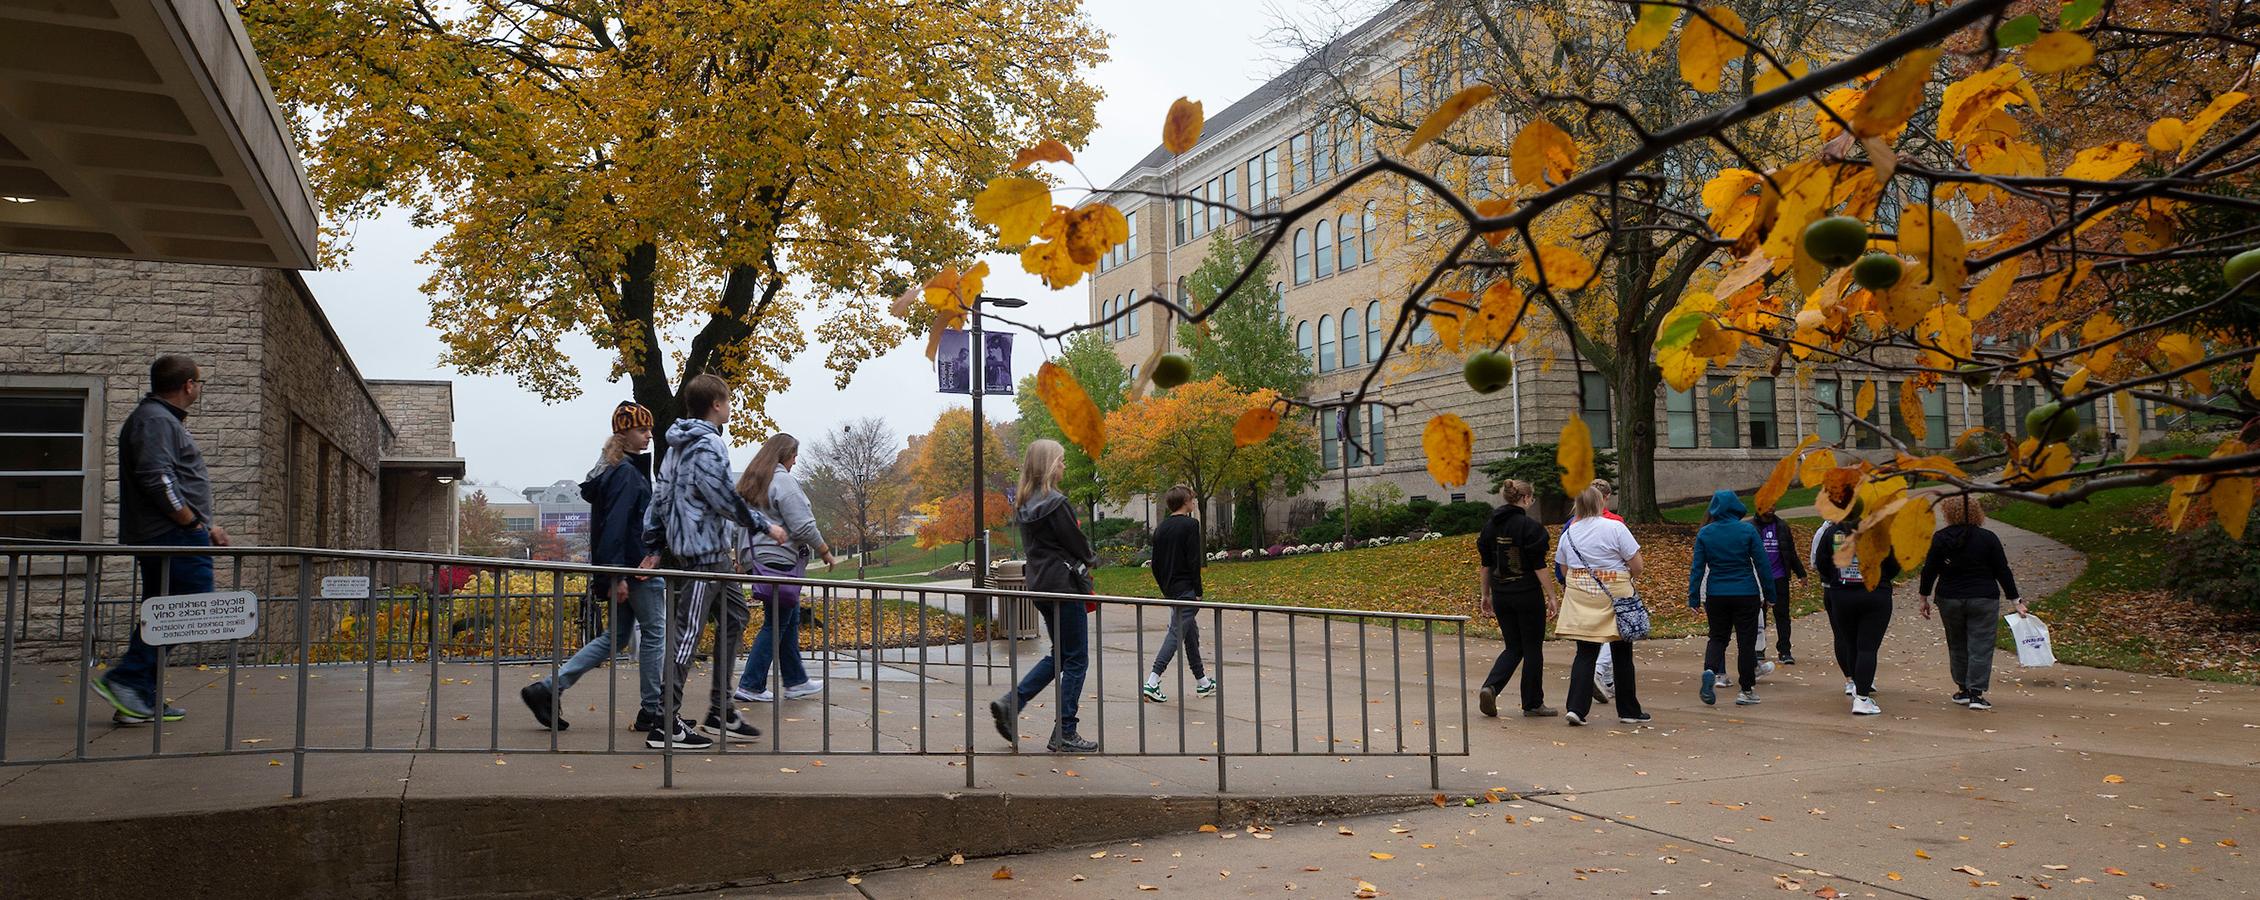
[
  {"xmin": 1399, "ymin": 66, "xmax": 1422, "ymax": 110},
  {"xmin": 2013, "ymin": 385, "xmax": 2037, "ymax": 429},
  {"xmin": 1319, "ymin": 412, "xmax": 1339, "ymax": 470},
  {"xmin": 1290, "ymin": 134, "xmax": 1310, "ymax": 192},
  {"xmin": 1124, "ymin": 210, "xmax": 1138, "ymax": 259},
  {"xmin": 1887, "ymin": 381, "xmax": 1916, "ymax": 447},
  {"xmin": 1263, "ymin": 147, "xmax": 1280, "ymax": 200},
  {"xmin": 1369, "ymin": 405, "xmax": 1387, "ymax": 466},
  {"xmin": 1982, "ymin": 385, "xmax": 2006, "ymax": 433},
  {"xmin": 1812, "ymin": 381, "xmax": 1842, "ymax": 445},
  {"xmin": 1313, "ymin": 122, "xmax": 1332, "ymax": 181},
  {"xmin": 1174, "ymin": 198, "xmax": 1188, "ymax": 245},
  {"xmin": 1334, "ymin": 112, "xmax": 1354, "ymax": 173},
  {"xmin": 1665, "ymin": 386, "xmax": 1698, "ymax": 449},
  {"xmin": 1923, "ymin": 386, "xmax": 1949, "ymax": 449},
  {"xmin": 1358, "ymin": 116, "xmax": 1374, "ymax": 163},
  {"xmin": 1580, "ymin": 372, "xmax": 1614, "ymax": 450},
  {"xmin": 1747, "ymin": 377, "xmax": 1778, "ymax": 449},
  {"xmin": 1221, "ymin": 170, "xmax": 1237, "ymax": 224},
  {"xmin": 1707, "ymin": 375, "xmax": 1741, "ymax": 449},
  {"xmin": 0, "ymin": 389, "xmax": 92, "ymax": 542},
  {"xmin": 1469, "ymin": 156, "xmax": 1491, "ymax": 199},
  {"xmin": 1201, "ymin": 179, "xmax": 1217, "ymax": 235}
]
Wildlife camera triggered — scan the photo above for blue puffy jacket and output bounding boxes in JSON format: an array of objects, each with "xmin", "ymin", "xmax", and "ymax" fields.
[{"xmin": 1688, "ymin": 490, "xmax": 1780, "ymax": 607}]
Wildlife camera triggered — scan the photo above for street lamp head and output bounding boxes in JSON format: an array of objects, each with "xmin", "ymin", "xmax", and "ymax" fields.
[{"xmin": 979, "ymin": 295, "xmax": 1030, "ymax": 309}]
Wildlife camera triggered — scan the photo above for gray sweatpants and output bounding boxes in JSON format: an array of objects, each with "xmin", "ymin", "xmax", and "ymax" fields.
[
  {"xmin": 1938, "ymin": 595, "xmax": 2001, "ymax": 694},
  {"xmin": 1148, "ymin": 605, "xmax": 1207, "ymax": 679}
]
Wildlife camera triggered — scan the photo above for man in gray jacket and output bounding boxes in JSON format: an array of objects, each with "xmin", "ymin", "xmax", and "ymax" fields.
[
  {"xmin": 643, "ymin": 374, "xmax": 785, "ymax": 747},
  {"xmin": 93, "ymin": 355, "xmax": 229, "ymax": 724}
]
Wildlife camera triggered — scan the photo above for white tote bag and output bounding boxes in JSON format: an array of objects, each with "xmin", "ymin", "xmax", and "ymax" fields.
[{"xmin": 2006, "ymin": 613, "xmax": 2055, "ymax": 667}]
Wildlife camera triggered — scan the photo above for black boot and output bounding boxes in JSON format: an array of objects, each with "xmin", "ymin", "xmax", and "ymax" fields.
[{"xmin": 520, "ymin": 681, "xmax": 570, "ymax": 731}]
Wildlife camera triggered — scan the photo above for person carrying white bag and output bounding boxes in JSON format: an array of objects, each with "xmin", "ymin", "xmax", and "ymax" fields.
[
  {"xmin": 1917, "ymin": 495, "xmax": 2026, "ymax": 711},
  {"xmin": 2006, "ymin": 612, "xmax": 2055, "ymax": 668}
]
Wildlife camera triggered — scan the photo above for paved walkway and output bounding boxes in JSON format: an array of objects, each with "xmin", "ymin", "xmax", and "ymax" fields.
[{"xmin": 718, "ymin": 520, "xmax": 2259, "ymax": 898}]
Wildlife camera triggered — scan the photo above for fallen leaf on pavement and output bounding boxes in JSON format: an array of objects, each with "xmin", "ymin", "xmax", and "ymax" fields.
[
  {"xmin": 991, "ymin": 866, "xmax": 1012, "ymax": 880},
  {"xmin": 1953, "ymin": 865, "xmax": 1985, "ymax": 877},
  {"xmin": 2104, "ymin": 774, "xmax": 2126, "ymax": 784},
  {"xmin": 1915, "ymin": 850, "xmax": 1931, "ymax": 859},
  {"xmin": 1885, "ymin": 873, "xmax": 1902, "ymax": 881},
  {"xmin": 2104, "ymin": 867, "xmax": 2128, "ymax": 876},
  {"xmin": 948, "ymin": 854, "xmax": 964, "ymax": 866},
  {"xmin": 1338, "ymin": 826, "xmax": 1355, "ymax": 836},
  {"xmin": 1090, "ymin": 851, "xmax": 1108, "ymax": 859},
  {"xmin": 1371, "ymin": 852, "xmax": 1394, "ymax": 860},
  {"xmin": 1198, "ymin": 824, "xmax": 1219, "ymax": 833}
]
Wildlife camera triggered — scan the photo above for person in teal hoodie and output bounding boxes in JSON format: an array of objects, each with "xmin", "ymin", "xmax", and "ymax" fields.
[{"xmin": 1689, "ymin": 490, "xmax": 1780, "ymax": 707}]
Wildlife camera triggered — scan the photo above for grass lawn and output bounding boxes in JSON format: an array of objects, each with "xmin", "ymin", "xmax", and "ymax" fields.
[
  {"xmin": 1661, "ymin": 485, "xmax": 1822, "ymax": 523},
  {"xmin": 804, "ymin": 535, "xmax": 972, "ymax": 582},
  {"xmin": 1991, "ymin": 485, "xmax": 2260, "ymax": 684},
  {"xmin": 1093, "ymin": 526, "xmax": 1827, "ymax": 642}
]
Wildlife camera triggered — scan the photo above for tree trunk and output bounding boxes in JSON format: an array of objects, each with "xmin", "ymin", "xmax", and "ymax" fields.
[{"xmin": 1613, "ymin": 358, "xmax": 1665, "ymax": 523}]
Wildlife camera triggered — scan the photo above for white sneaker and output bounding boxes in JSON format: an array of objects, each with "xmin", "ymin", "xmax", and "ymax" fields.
[
  {"xmin": 782, "ymin": 680, "xmax": 824, "ymax": 700},
  {"xmin": 1844, "ymin": 680, "xmax": 1856, "ymax": 696},
  {"xmin": 1756, "ymin": 660, "xmax": 1776, "ymax": 680},
  {"xmin": 741, "ymin": 688, "xmax": 776, "ymax": 703},
  {"xmin": 1714, "ymin": 673, "xmax": 1732, "ymax": 688},
  {"xmin": 1852, "ymin": 696, "xmax": 1882, "ymax": 716},
  {"xmin": 1194, "ymin": 676, "xmax": 1218, "ymax": 698}
]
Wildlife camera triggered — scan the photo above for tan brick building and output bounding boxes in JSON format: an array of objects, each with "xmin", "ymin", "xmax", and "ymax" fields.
[{"xmin": 1084, "ymin": 5, "xmax": 2163, "ymax": 527}]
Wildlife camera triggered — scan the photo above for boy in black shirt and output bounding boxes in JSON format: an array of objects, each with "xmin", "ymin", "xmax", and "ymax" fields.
[{"xmin": 1142, "ymin": 485, "xmax": 1215, "ymax": 702}]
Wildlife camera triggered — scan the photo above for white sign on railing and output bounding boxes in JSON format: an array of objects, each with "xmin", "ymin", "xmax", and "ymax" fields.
[
  {"xmin": 321, "ymin": 575, "xmax": 371, "ymax": 599},
  {"xmin": 139, "ymin": 591, "xmax": 259, "ymax": 645}
]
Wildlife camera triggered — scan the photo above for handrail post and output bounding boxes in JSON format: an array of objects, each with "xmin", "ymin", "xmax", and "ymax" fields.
[
  {"xmin": 293, "ymin": 556, "xmax": 312, "ymax": 799},
  {"xmin": 1213, "ymin": 605, "xmax": 1226, "ymax": 792},
  {"xmin": 1425, "ymin": 621, "xmax": 1440, "ymax": 791}
]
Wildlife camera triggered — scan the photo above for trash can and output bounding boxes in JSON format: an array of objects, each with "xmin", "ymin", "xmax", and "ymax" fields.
[{"xmin": 991, "ymin": 559, "xmax": 1039, "ymax": 640}]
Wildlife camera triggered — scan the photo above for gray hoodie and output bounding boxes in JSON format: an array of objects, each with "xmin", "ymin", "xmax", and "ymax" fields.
[
  {"xmin": 745, "ymin": 465, "xmax": 825, "ymax": 570},
  {"xmin": 643, "ymin": 418, "xmax": 772, "ymax": 566}
]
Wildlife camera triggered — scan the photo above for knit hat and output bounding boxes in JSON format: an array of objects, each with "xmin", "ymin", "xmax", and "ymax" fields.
[{"xmin": 611, "ymin": 401, "xmax": 653, "ymax": 434}]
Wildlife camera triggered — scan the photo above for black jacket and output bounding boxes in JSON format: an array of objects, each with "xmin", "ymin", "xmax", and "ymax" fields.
[
  {"xmin": 1018, "ymin": 490, "xmax": 1097, "ymax": 595},
  {"xmin": 1150, "ymin": 513, "xmax": 1203, "ymax": 599},
  {"xmin": 1813, "ymin": 519, "xmax": 1900, "ymax": 599},
  {"xmin": 581, "ymin": 452, "xmax": 652, "ymax": 587},
  {"xmin": 1478, "ymin": 504, "xmax": 1549, "ymax": 595},
  {"xmin": 1918, "ymin": 524, "xmax": 2020, "ymax": 600},
  {"xmin": 119, "ymin": 395, "xmax": 210, "ymax": 543}
]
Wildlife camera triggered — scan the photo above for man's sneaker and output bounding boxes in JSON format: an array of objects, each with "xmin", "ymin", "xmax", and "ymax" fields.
[
  {"xmin": 1194, "ymin": 676, "xmax": 1218, "ymax": 698},
  {"xmin": 1735, "ymin": 691, "xmax": 1761, "ymax": 706},
  {"xmin": 989, "ymin": 697, "xmax": 1018, "ymax": 744},
  {"xmin": 1523, "ymin": 706, "xmax": 1560, "ymax": 718},
  {"xmin": 733, "ymin": 687, "xmax": 772, "ymax": 702},
  {"xmin": 632, "ymin": 709, "xmax": 661, "ymax": 733},
  {"xmin": 1756, "ymin": 660, "xmax": 1777, "ymax": 680},
  {"xmin": 1593, "ymin": 678, "xmax": 1614, "ymax": 703},
  {"xmin": 701, "ymin": 710, "xmax": 761, "ymax": 740},
  {"xmin": 1700, "ymin": 669, "xmax": 1717, "ymax": 706},
  {"xmin": 1852, "ymin": 696, "xmax": 1882, "ymax": 716},
  {"xmin": 1618, "ymin": 712, "xmax": 1654, "ymax": 725},
  {"xmin": 1714, "ymin": 673, "xmax": 1733, "ymax": 688},
  {"xmin": 1564, "ymin": 711, "xmax": 1586, "ymax": 727},
  {"xmin": 1143, "ymin": 680, "xmax": 1170, "ymax": 704},
  {"xmin": 90, "ymin": 675, "xmax": 153, "ymax": 720},
  {"xmin": 644, "ymin": 718, "xmax": 715, "ymax": 750},
  {"xmin": 1965, "ymin": 694, "xmax": 1993, "ymax": 711},
  {"xmin": 1844, "ymin": 680, "xmax": 1857, "ymax": 696},
  {"xmin": 1952, "ymin": 690, "xmax": 1972, "ymax": 705},
  {"xmin": 782, "ymin": 680, "xmax": 825, "ymax": 700},
  {"xmin": 1477, "ymin": 685, "xmax": 1499, "ymax": 718},
  {"xmin": 520, "ymin": 681, "xmax": 570, "ymax": 731},
  {"xmin": 1779, "ymin": 654, "xmax": 1796, "ymax": 665},
  {"xmin": 113, "ymin": 704, "xmax": 187, "ymax": 725},
  {"xmin": 1046, "ymin": 731, "xmax": 1098, "ymax": 753}
]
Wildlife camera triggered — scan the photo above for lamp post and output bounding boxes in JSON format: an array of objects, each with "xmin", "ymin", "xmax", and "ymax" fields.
[
  {"xmin": 970, "ymin": 295, "xmax": 1028, "ymax": 590},
  {"xmin": 1337, "ymin": 390, "xmax": 1353, "ymax": 549}
]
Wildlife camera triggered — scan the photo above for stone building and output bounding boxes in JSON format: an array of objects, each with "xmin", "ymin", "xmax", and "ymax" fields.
[
  {"xmin": 1082, "ymin": 3, "xmax": 2163, "ymax": 525},
  {"xmin": 369, "ymin": 380, "xmax": 464, "ymax": 555}
]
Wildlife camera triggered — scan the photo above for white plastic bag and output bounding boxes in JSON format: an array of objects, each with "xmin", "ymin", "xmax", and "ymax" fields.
[{"xmin": 2006, "ymin": 613, "xmax": 2055, "ymax": 667}]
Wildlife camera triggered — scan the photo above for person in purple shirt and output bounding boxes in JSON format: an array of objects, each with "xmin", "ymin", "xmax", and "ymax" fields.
[{"xmin": 1752, "ymin": 510, "xmax": 1808, "ymax": 665}]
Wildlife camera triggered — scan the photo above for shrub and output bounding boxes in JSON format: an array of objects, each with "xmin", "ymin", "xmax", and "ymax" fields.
[
  {"xmin": 2070, "ymin": 426, "xmax": 2103, "ymax": 456},
  {"xmin": 1426, "ymin": 500, "xmax": 1492, "ymax": 536},
  {"xmin": 1095, "ymin": 544, "xmax": 1150, "ymax": 569},
  {"xmin": 2172, "ymin": 525, "xmax": 2260, "ymax": 616},
  {"xmin": 1090, "ymin": 517, "xmax": 1141, "ymax": 543},
  {"xmin": 1296, "ymin": 511, "xmax": 1346, "ymax": 546},
  {"xmin": 1480, "ymin": 443, "xmax": 1621, "ymax": 505},
  {"xmin": 1951, "ymin": 428, "xmax": 2006, "ymax": 462}
]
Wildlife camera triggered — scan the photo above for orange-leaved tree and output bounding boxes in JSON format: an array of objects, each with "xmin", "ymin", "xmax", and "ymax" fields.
[
  {"xmin": 1093, "ymin": 377, "xmax": 1318, "ymax": 543},
  {"xmin": 914, "ymin": 491, "xmax": 1012, "ymax": 554}
]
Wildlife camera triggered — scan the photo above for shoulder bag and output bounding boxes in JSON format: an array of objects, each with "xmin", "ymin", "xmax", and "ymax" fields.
[{"xmin": 1564, "ymin": 526, "xmax": 1651, "ymax": 641}]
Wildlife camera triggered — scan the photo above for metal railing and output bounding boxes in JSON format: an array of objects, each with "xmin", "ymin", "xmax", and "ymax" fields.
[{"xmin": 1, "ymin": 543, "xmax": 1471, "ymax": 796}]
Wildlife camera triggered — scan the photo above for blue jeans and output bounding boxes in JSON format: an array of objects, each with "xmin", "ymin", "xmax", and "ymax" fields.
[
  {"xmin": 1012, "ymin": 600, "xmax": 1090, "ymax": 735},
  {"xmin": 545, "ymin": 575, "xmax": 665, "ymax": 716},
  {"xmin": 739, "ymin": 557, "xmax": 810, "ymax": 693},
  {"xmin": 113, "ymin": 526, "xmax": 214, "ymax": 698}
]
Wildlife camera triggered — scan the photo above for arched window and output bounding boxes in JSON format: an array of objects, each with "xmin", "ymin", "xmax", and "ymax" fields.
[
  {"xmin": 1314, "ymin": 219, "xmax": 1335, "ymax": 278},
  {"xmin": 1339, "ymin": 308, "xmax": 1362, "ymax": 367},
  {"xmin": 1127, "ymin": 363, "xmax": 1139, "ymax": 385},
  {"xmin": 1361, "ymin": 202, "xmax": 1379, "ymax": 264},
  {"xmin": 1104, "ymin": 296, "xmax": 1117, "ymax": 339},
  {"xmin": 1365, "ymin": 301, "xmax": 1383, "ymax": 362},
  {"xmin": 1296, "ymin": 320, "xmax": 1314, "ymax": 368},
  {"xmin": 1128, "ymin": 295, "xmax": 1140, "ymax": 336},
  {"xmin": 1338, "ymin": 214, "xmax": 1358, "ymax": 271},
  {"xmin": 1293, "ymin": 229, "xmax": 1312, "ymax": 284},
  {"xmin": 1317, "ymin": 315, "xmax": 1336, "ymax": 372}
]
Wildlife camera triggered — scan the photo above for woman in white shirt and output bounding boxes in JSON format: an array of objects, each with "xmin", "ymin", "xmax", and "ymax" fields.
[{"xmin": 1553, "ymin": 486, "xmax": 1650, "ymax": 726}]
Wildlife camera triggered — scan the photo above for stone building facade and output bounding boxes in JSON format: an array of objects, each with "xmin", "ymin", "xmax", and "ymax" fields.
[
  {"xmin": 1082, "ymin": 5, "xmax": 2161, "ymax": 526},
  {"xmin": 369, "ymin": 380, "xmax": 464, "ymax": 556}
]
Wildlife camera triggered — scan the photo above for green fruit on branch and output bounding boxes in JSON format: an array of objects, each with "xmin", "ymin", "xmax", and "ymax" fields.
[
  {"xmin": 2024, "ymin": 401, "xmax": 2081, "ymax": 444},
  {"xmin": 1462, "ymin": 350, "xmax": 1515, "ymax": 394},
  {"xmin": 1803, "ymin": 216, "xmax": 1870, "ymax": 268},
  {"xmin": 1151, "ymin": 352, "xmax": 1193, "ymax": 389},
  {"xmin": 1851, "ymin": 252, "xmax": 1903, "ymax": 290}
]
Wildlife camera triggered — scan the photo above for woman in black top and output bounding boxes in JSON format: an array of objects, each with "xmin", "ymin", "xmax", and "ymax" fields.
[
  {"xmin": 1813, "ymin": 512, "xmax": 1901, "ymax": 716},
  {"xmin": 1477, "ymin": 479, "xmax": 1560, "ymax": 718},
  {"xmin": 1918, "ymin": 495, "xmax": 2023, "ymax": 711},
  {"xmin": 990, "ymin": 439, "xmax": 1102, "ymax": 753}
]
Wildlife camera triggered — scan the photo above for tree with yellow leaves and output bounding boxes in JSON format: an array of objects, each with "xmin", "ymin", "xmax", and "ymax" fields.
[
  {"xmin": 242, "ymin": 0, "xmax": 1105, "ymax": 437},
  {"xmin": 1094, "ymin": 377, "xmax": 1318, "ymax": 542}
]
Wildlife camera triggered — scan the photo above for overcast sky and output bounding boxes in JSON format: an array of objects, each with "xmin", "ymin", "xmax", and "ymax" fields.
[{"xmin": 302, "ymin": 2, "xmax": 1378, "ymax": 494}]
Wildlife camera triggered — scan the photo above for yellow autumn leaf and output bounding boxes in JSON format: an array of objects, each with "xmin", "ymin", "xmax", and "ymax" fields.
[
  {"xmin": 2063, "ymin": 141, "xmax": 2145, "ymax": 181},
  {"xmin": 1406, "ymin": 85, "xmax": 1497, "ymax": 154},
  {"xmin": 2037, "ymin": 260, "xmax": 2094, "ymax": 305},
  {"xmin": 1856, "ymin": 517, "xmax": 1895, "ymax": 589},
  {"xmin": 1897, "ymin": 382, "xmax": 1929, "ymax": 444},
  {"xmin": 1011, "ymin": 139, "xmax": 1074, "ymax": 170},
  {"xmin": 1370, "ymin": 852, "xmax": 1395, "ymax": 860},
  {"xmin": 1900, "ymin": 205, "xmax": 1967, "ymax": 297},
  {"xmin": 1677, "ymin": 6, "xmax": 1747, "ymax": 93},
  {"xmin": 974, "ymin": 177, "xmax": 1056, "ymax": 248},
  {"xmin": 2062, "ymin": 366, "xmax": 2092, "ymax": 396},
  {"xmin": 2249, "ymin": 360, "xmax": 2260, "ymax": 403},
  {"xmin": 1423, "ymin": 413, "xmax": 1473, "ymax": 490},
  {"xmin": 1163, "ymin": 97, "xmax": 1204, "ymax": 154},
  {"xmin": 2115, "ymin": 390, "xmax": 2144, "ymax": 460},
  {"xmin": 1756, "ymin": 435, "xmax": 1819, "ymax": 514},
  {"xmin": 1060, "ymin": 203, "xmax": 1129, "ymax": 266},
  {"xmin": 1889, "ymin": 496, "xmax": 1935, "ymax": 572},
  {"xmin": 1558, "ymin": 416, "xmax": 1595, "ymax": 500},
  {"xmin": 2155, "ymin": 332, "xmax": 2204, "ymax": 372},
  {"xmin": 2168, "ymin": 474, "xmax": 2202, "ymax": 530},
  {"xmin": 1627, "ymin": 2, "xmax": 1679, "ymax": 53},
  {"xmin": 1532, "ymin": 245, "xmax": 1596, "ymax": 290},
  {"xmin": 2025, "ymin": 31, "xmax": 2095, "ymax": 74},
  {"xmin": 2182, "ymin": 92, "xmax": 2250, "ymax": 160},
  {"xmin": 1966, "ymin": 259, "xmax": 2020, "ymax": 321},
  {"xmin": 1753, "ymin": 57, "xmax": 1808, "ymax": 94},
  {"xmin": 2146, "ymin": 117, "xmax": 2187, "ymax": 152},
  {"xmin": 1855, "ymin": 381, "xmax": 1876, "ymax": 420},
  {"xmin": 1702, "ymin": 168, "xmax": 1763, "ymax": 239},
  {"xmin": 1474, "ymin": 198, "xmax": 1514, "ymax": 249},
  {"xmin": 1851, "ymin": 48, "xmax": 1939, "ymax": 139},
  {"xmin": 1800, "ymin": 447, "xmax": 1838, "ymax": 487},
  {"xmin": 1509, "ymin": 117, "xmax": 1578, "ymax": 187},
  {"xmin": 1233, "ymin": 406, "xmax": 1281, "ymax": 448},
  {"xmin": 2215, "ymin": 472, "xmax": 2254, "ymax": 540},
  {"xmin": 1037, "ymin": 362, "xmax": 1106, "ymax": 457},
  {"xmin": 1658, "ymin": 345, "xmax": 1708, "ymax": 392}
]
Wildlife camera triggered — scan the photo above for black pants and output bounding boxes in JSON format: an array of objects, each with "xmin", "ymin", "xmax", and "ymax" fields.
[
  {"xmin": 1826, "ymin": 589, "xmax": 1892, "ymax": 696},
  {"xmin": 1702, "ymin": 594, "xmax": 1761, "ymax": 689},
  {"xmin": 1769, "ymin": 576, "xmax": 1794, "ymax": 657},
  {"xmin": 1565, "ymin": 640, "xmax": 1640, "ymax": 719},
  {"xmin": 1481, "ymin": 589, "xmax": 1547, "ymax": 711}
]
